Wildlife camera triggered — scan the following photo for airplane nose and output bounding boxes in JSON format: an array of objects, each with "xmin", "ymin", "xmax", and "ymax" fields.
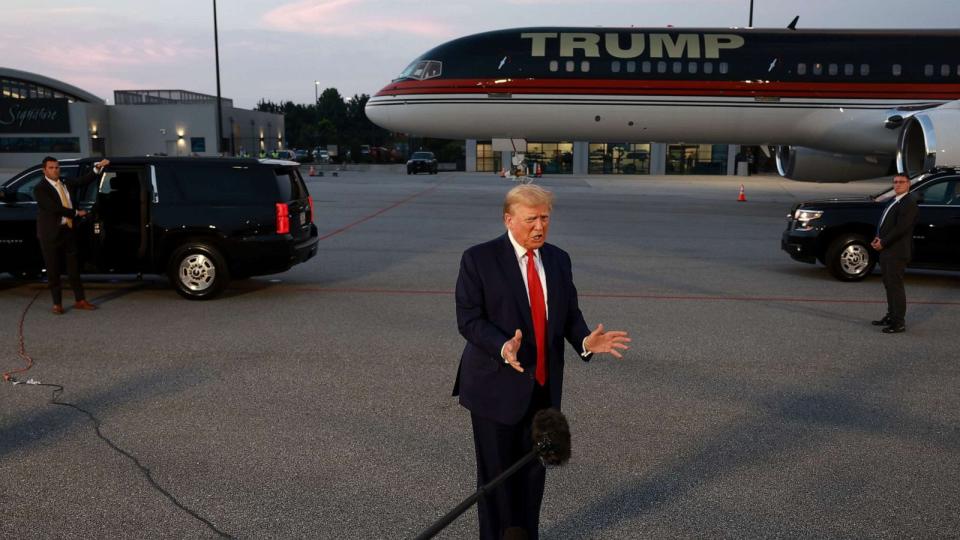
[{"xmin": 365, "ymin": 92, "xmax": 393, "ymax": 132}]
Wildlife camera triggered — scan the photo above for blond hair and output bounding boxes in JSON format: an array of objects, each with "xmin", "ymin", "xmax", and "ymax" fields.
[{"xmin": 503, "ymin": 184, "xmax": 554, "ymax": 215}]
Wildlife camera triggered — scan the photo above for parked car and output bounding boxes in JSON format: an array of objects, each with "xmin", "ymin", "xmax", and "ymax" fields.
[
  {"xmin": 275, "ymin": 149, "xmax": 297, "ymax": 161},
  {"xmin": 312, "ymin": 148, "xmax": 330, "ymax": 163},
  {"xmin": 0, "ymin": 157, "xmax": 319, "ymax": 299},
  {"xmin": 781, "ymin": 167, "xmax": 960, "ymax": 281},
  {"xmin": 407, "ymin": 151, "xmax": 438, "ymax": 174},
  {"xmin": 294, "ymin": 149, "xmax": 311, "ymax": 163}
]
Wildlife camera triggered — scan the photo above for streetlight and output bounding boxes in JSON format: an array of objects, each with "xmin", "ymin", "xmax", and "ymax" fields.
[
  {"xmin": 748, "ymin": 0, "xmax": 754, "ymax": 27},
  {"xmin": 213, "ymin": 0, "xmax": 223, "ymax": 154},
  {"xmin": 314, "ymin": 80, "xmax": 320, "ymax": 104}
]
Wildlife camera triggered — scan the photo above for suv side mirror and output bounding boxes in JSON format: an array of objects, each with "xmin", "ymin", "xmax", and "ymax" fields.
[{"xmin": 0, "ymin": 186, "xmax": 10, "ymax": 202}]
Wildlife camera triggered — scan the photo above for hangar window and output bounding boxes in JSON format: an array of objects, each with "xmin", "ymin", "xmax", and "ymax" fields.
[
  {"xmin": 549, "ymin": 60, "xmax": 558, "ymax": 72},
  {"xmin": 797, "ymin": 63, "xmax": 807, "ymax": 75},
  {"xmin": 657, "ymin": 61, "xmax": 667, "ymax": 73},
  {"xmin": 843, "ymin": 64, "xmax": 854, "ymax": 76},
  {"xmin": 892, "ymin": 64, "xmax": 902, "ymax": 76},
  {"xmin": 860, "ymin": 64, "xmax": 870, "ymax": 76},
  {"xmin": 924, "ymin": 64, "xmax": 934, "ymax": 76},
  {"xmin": 941, "ymin": 64, "xmax": 951, "ymax": 76},
  {"xmin": 688, "ymin": 62, "xmax": 698, "ymax": 74},
  {"xmin": 719, "ymin": 62, "xmax": 729, "ymax": 74},
  {"xmin": 565, "ymin": 60, "xmax": 575, "ymax": 72},
  {"xmin": 828, "ymin": 63, "xmax": 838, "ymax": 76},
  {"xmin": 813, "ymin": 63, "xmax": 823, "ymax": 75},
  {"xmin": 641, "ymin": 61, "xmax": 651, "ymax": 73},
  {"xmin": 703, "ymin": 62, "xmax": 713, "ymax": 74},
  {"xmin": 611, "ymin": 61, "xmax": 621, "ymax": 73},
  {"xmin": 626, "ymin": 61, "xmax": 636, "ymax": 73}
]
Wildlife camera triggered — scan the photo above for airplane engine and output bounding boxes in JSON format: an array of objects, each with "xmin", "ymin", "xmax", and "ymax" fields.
[
  {"xmin": 897, "ymin": 104, "xmax": 960, "ymax": 177},
  {"xmin": 775, "ymin": 146, "xmax": 894, "ymax": 182}
]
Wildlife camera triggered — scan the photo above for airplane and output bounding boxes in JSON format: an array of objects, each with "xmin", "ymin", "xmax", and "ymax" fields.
[{"xmin": 365, "ymin": 25, "xmax": 960, "ymax": 181}]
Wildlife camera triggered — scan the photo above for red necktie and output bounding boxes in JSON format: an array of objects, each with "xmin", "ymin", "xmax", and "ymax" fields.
[{"xmin": 526, "ymin": 250, "xmax": 547, "ymax": 386}]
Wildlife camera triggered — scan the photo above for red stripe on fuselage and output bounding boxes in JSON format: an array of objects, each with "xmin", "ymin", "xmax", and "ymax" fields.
[{"xmin": 374, "ymin": 78, "xmax": 960, "ymax": 100}]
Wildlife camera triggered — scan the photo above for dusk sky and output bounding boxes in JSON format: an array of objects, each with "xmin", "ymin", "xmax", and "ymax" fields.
[{"xmin": 2, "ymin": 0, "xmax": 958, "ymax": 108}]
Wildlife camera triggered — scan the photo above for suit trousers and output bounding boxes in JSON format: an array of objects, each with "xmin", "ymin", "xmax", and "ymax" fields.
[
  {"xmin": 40, "ymin": 226, "xmax": 85, "ymax": 305},
  {"xmin": 880, "ymin": 256, "xmax": 908, "ymax": 325},
  {"xmin": 471, "ymin": 382, "xmax": 552, "ymax": 540}
]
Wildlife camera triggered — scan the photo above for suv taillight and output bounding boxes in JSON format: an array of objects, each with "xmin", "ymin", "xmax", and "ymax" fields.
[
  {"xmin": 276, "ymin": 203, "xmax": 290, "ymax": 234},
  {"xmin": 307, "ymin": 196, "xmax": 314, "ymax": 223}
]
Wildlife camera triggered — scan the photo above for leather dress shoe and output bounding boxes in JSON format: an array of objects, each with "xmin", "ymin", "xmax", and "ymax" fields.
[
  {"xmin": 73, "ymin": 300, "xmax": 98, "ymax": 311},
  {"xmin": 882, "ymin": 324, "xmax": 906, "ymax": 334},
  {"xmin": 871, "ymin": 316, "xmax": 892, "ymax": 326},
  {"xmin": 52, "ymin": 305, "xmax": 64, "ymax": 315}
]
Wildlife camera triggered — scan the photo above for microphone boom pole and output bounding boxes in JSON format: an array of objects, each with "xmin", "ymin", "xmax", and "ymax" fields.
[{"xmin": 414, "ymin": 409, "xmax": 571, "ymax": 540}]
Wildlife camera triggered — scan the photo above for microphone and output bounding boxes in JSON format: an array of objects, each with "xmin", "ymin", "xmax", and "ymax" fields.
[{"xmin": 414, "ymin": 408, "xmax": 571, "ymax": 540}]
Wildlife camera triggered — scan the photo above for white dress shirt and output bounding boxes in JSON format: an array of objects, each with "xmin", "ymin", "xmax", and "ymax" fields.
[{"xmin": 45, "ymin": 176, "xmax": 73, "ymax": 226}]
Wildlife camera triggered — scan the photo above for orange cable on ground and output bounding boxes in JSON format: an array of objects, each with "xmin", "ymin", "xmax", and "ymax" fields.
[{"xmin": 3, "ymin": 290, "xmax": 41, "ymax": 382}]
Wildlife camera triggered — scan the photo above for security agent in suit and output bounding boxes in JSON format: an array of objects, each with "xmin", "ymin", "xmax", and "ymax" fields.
[
  {"xmin": 870, "ymin": 174, "xmax": 919, "ymax": 334},
  {"xmin": 33, "ymin": 156, "xmax": 110, "ymax": 314},
  {"xmin": 454, "ymin": 185, "xmax": 631, "ymax": 540}
]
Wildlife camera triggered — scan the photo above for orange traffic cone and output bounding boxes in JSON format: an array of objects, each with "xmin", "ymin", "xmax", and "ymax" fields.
[
  {"xmin": 534, "ymin": 163, "xmax": 542, "ymax": 177},
  {"xmin": 737, "ymin": 184, "xmax": 747, "ymax": 202},
  {"xmin": 308, "ymin": 165, "xmax": 317, "ymax": 176}
]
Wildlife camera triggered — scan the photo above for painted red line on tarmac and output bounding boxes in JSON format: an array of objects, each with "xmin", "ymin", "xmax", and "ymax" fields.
[
  {"xmin": 317, "ymin": 182, "xmax": 444, "ymax": 241},
  {"xmin": 283, "ymin": 287, "xmax": 960, "ymax": 306}
]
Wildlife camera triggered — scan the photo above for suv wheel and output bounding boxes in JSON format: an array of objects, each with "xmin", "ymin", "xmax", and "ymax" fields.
[
  {"xmin": 168, "ymin": 242, "xmax": 230, "ymax": 300},
  {"xmin": 825, "ymin": 234, "xmax": 876, "ymax": 281}
]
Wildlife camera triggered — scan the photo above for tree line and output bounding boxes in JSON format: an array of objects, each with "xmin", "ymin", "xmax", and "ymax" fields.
[{"xmin": 255, "ymin": 87, "xmax": 464, "ymax": 164}]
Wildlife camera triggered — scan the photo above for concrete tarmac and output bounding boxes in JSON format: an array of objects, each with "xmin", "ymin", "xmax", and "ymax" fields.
[{"xmin": 1, "ymin": 172, "xmax": 957, "ymax": 539}]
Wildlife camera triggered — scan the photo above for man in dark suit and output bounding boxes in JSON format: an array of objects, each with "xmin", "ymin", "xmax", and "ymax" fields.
[
  {"xmin": 454, "ymin": 185, "xmax": 631, "ymax": 539},
  {"xmin": 870, "ymin": 174, "xmax": 919, "ymax": 334},
  {"xmin": 34, "ymin": 156, "xmax": 109, "ymax": 314}
]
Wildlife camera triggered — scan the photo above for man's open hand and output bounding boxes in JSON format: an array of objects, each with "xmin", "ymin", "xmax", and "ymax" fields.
[
  {"xmin": 584, "ymin": 324, "xmax": 631, "ymax": 359},
  {"xmin": 502, "ymin": 329, "xmax": 524, "ymax": 372}
]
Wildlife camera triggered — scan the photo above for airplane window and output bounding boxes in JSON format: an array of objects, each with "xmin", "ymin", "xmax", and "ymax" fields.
[
  {"xmin": 626, "ymin": 61, "xmax": 636, "ymax": 73},
  {"xmin": 565, "ymin": 60, "xmax": 575, "ymax": 73},
  {"xmin": 813, "ymin": 63, "xmax": 823, "ymax": 75},
  {"xmin": 657, "ymin": 61, "xmax": 667, "ymax": 73},
  {"xmin": 828, "ymin": 64, "xmax": 838, "ymax": 76},
  {"xmin": 719, "ymin": 62, "xmax": 729, "ymax": 74},
  {"xmin": 860, "ymin": 64, "xmax": 870, "ymax": 76},
  {"xmin": 549, "ymin": 60, "xmax": 558, "ymax": 72},
  {"xmin": 941, "ymin": 64, "xmax": 951, "ymax": 76},
  {"xmin": 642, "ymin": 61, "xmax": 652, "ymax": 73},
  {"xmin": 797, "ymin": 63, "xmax": 807, "ymax": 75},
  {"xmin": 611, "ymin": 61, "xmax": 621, "ymax": 73},
  {"xmin": 423, "ymin": 61, "xmax": 442, "ymax": 80},
  {"xmin": 703, "ymin": 62, "xmax": 713, "ymax": 74},
  {"xmin": 892, "ymin": 64, "xmax": 902, "ymax": 76},
  {"xmin": 957, "ymin": 65, "xmax": 960, "ymax": 76},
  {"xmin": 924, "ymin": 64, "xmax": 934, "ymax": 76},
  {"xmin": 844, "ymin": 64, "xmax": 854, "ymax": 76},
  {"xmin": 581, "ymin": 61, "xmax": 590, "ymax": 72},
  {"xmin": 412, "ymin": 61, "xmax": 427, "ymax": 79},
  {"xmin": 688, "ymin": 62, "xmax": 698, "ymax": 74},
  {"xmin": 672, "ymin": 62, "xmax": 682, "ymax": 74}
]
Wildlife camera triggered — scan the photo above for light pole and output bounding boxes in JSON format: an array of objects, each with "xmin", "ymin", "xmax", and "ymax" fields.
[
  {"xmin": 213, "ymin": 0, "xmax": 223, "ymax": 155},
  {"xmin": 314, "ymin": 81, "xmax": 320, "ymax": 104}
]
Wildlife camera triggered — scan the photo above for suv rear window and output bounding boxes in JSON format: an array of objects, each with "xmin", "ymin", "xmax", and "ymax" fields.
[
  {"xmin": 412, "ymin": 152, "xmax": 434, "ymax": 159},
  {"xmin": 275, "ymin": 168, "xmax": 307, "ymax": 202},
  {"xmin": 161, "ymin": 164, "xmax": 277, "ymax": 204}
]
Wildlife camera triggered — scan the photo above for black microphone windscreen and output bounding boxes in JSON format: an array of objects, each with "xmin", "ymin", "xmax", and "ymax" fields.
[{"xmin": 531, "ymin": 408, "xmax": 571, "ymax": 466}]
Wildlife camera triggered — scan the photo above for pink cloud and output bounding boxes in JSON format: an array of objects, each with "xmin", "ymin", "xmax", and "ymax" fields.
[
  {"xmin": 24, "ymin": 38, "xmax": 205, "ymax": 71},
  {"xmin": 262, "ymin": 0, "xmax": 454, "ymax": 38}
]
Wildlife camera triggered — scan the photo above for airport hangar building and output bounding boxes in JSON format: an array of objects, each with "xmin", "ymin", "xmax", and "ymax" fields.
[{"xmin": 0, "ymin": 67, "xmax": 284, "ymax": 170}]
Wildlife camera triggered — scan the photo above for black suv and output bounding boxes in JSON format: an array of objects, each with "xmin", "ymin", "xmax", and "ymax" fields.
[
  {"xmin": 782, "ymin": 167, "xmax": 960, "ymax": 281},
  {"xmin": 407, "ymin": 151, "xmax": 438, "ymax": 175},
  {"xmin": 0, "ymin": 157, "xmax": 319, "ymax": 299}
]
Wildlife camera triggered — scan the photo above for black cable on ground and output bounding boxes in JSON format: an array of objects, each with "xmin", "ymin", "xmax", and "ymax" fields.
[{"xmin": 5, "ymin": 290, "xmax": 233, "ymax": 539}]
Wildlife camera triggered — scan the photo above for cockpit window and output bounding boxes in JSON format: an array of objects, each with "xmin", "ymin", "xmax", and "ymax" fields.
[{"xmin": 395, "ymin": 60, "xmax": 443, "ymax": 82}]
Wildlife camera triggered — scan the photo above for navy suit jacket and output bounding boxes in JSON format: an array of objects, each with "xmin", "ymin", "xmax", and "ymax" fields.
[
  {"xmin": 878, "ymin": 192, "xmax": 919, "ymax": 261},
  {"xmin": 34, "ymin": 171, "xmax": 100, "ymax": 242},
  {"xmin": 453, "ymin": 234, "xmax": 591, "ymax": 425}
]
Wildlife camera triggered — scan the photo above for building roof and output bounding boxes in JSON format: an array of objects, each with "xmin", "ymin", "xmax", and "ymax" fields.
[{"xmin": 0, "ymin": 67, "xmax": 105, "ymax": 104}]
